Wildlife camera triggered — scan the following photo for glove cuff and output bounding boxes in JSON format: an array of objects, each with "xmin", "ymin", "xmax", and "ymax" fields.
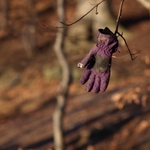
[{"xmin": 96, "ymin": 27, "xmax": 118, "ymax": 58}]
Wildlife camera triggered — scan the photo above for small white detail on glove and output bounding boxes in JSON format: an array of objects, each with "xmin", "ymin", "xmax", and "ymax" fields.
[{"xmin": 77, "ymin": 63, "xmax": 84, "ymax": 68}]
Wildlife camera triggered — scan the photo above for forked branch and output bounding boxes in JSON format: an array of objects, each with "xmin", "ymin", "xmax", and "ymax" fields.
[
  {"xmin": 117, "ymin": 32, "xmax": 140, "ymax": 60},
  {"xmin": 114, "ymin": 0, "xmax": 140, "ymax": 60}
]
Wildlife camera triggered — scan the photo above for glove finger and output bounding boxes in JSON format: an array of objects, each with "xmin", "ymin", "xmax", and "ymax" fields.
[
  {"xmin": 100, "ymin": 72, "xmax": 110, "ymax": 92},
  {"xmin": 85, "ymin": 73, "xmax": 95, "ymax": 92},
  {"xmin": 92, "ymin": 75, "xmax": 101, "ymax": 93},
  {"xmin": 80, "ymin": 69, "xmax": 91, "ymax": 84}
]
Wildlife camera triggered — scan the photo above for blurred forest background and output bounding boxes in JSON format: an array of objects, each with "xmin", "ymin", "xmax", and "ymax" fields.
[{"xmin": 0, "ymin": 0, "xmax": 150, "ymax": 150}]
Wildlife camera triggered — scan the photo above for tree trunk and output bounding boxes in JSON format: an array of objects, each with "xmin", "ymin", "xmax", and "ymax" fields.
[{"xmin": 22, "ymin": 0, "xmax": 37, "ymax": 58}]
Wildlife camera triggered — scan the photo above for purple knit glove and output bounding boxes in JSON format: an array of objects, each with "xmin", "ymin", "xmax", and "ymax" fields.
[{"xmin": 77, "ymin": 27, "xmax": 118, "ymax": 93}]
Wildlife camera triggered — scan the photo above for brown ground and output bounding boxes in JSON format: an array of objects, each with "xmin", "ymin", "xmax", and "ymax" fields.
[{"xmin": 0, "ymin": 0, "xmax": 150, "ymax": 150}]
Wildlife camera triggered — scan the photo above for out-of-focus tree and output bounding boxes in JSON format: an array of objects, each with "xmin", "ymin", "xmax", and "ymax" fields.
[
  {"xmin": 53, "ymin": 0, "xmax": 72, "ymax": 150},
  {"xmin": 22, "ymin": 0, "xmax": 37, "ymax": 58},
  {"xmin": 0, "ymin": 0, "xmax": 8, "ymax": 30},
  {"xmin": 136, "ymin": 0, "xmax": 150, "ymax": 10}
]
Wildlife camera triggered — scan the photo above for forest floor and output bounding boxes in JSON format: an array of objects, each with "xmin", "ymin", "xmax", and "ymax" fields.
[{"xmin": 0, "ymin": 0, "xmax": 150, "ymax": 150}]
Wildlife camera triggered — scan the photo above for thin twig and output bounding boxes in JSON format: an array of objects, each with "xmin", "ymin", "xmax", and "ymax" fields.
[
  {"xmin": 114, "ymin": 0, "xmax": 124, "ymax": 35},
  {"xmin": 59, "ymin": 0, "xmax": 105, "ymax": 27},
  {"xmin": 112, "ymin": 49, "xmax": 141, "ymax": 59}
]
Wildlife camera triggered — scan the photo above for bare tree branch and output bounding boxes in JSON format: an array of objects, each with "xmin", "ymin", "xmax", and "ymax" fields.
[
  {"xmin": 114, "ymin": 0, "xmax": 140, "ymax": 60},
  {"xmin": 59, "ymin": 0, "xmax": 105, "ymax": 27},
  {"xmin": 115, "ymin": 0, "xmax": 124, "ymax": 35},
  {"xmin": 117, "ymin": 32, "xmax": 141, "ymax": 60}
]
